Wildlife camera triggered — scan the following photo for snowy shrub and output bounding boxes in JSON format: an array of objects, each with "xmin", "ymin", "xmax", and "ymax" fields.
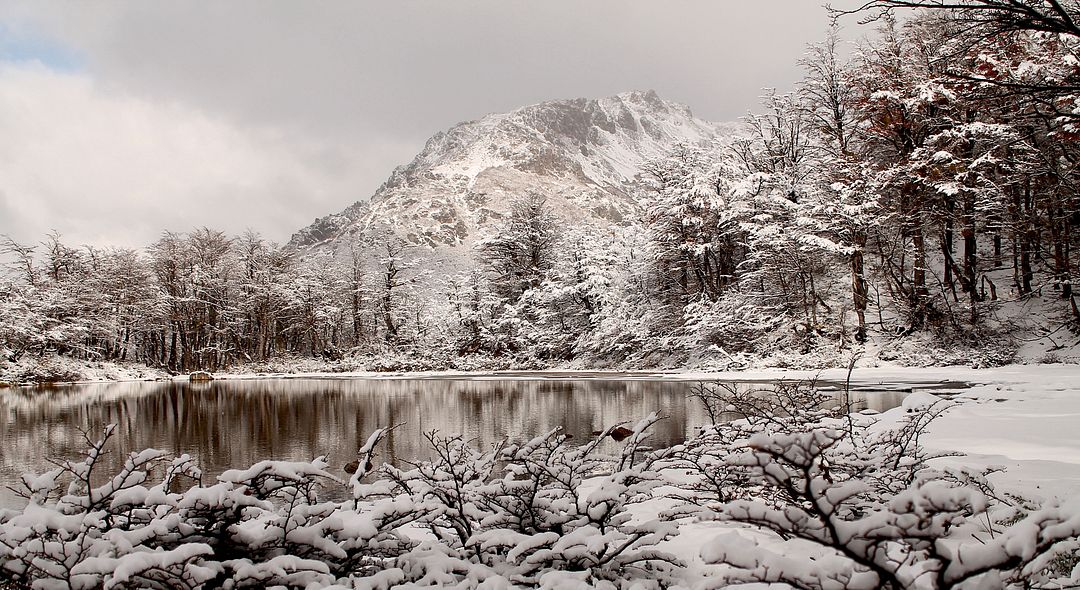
[
  {"xmin": 380, "ymin": 414, "xmax": 681, "ymax": 587},
  {"xmin": 0, "ymin": 424, "xmax": 433, "ymax": 590},
  {"xmin": 0, "ymin": 416, "xmax": 680, "ymax": 589},
  {"xmin": 682, "ymin": 293, "xmax": 791, "ymax": 356},
  {"xmin": 876, "ymin": 332, "xmax": 1018, "ymax": 369},
  {"xmin": 669, "ymin": 381, "xmax": 845, "ymax": 507},
  {"xmin": 673, "ymin": 381, "xmax": 1080, "ymax": 589},
  {"xmin": 4, "ymin": 383, "xmax": 1079, "ymax": 589}
]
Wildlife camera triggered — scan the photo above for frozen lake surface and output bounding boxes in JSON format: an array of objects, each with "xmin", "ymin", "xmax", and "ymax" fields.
[{"xmin": 0, "ymin": 375, "xmax": 965, "ymax": 508}]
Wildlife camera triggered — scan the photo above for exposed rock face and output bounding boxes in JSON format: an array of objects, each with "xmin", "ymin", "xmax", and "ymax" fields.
[{"xmin": 289, "ymin": 90, "xmax": 736, "ymax": 255}]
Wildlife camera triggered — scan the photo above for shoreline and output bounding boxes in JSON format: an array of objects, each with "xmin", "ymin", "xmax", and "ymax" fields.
[{"xmin": 4, "ymin": 362, "xmax": 1076, "ymax": 389}]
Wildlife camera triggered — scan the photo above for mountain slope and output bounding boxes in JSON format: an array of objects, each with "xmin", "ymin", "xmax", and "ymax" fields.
[{"xmin": 289, "ymin": 90, "xmax": 735, "ymax": 253}]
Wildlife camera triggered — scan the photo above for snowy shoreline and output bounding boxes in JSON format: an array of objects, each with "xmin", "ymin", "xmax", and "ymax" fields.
[
  {"xmin": 2, "ymin": 360, "xmax": 1069, "ymax": 387},
  {"xmin": 8, "ymin": 361, "xmax": 1079, "ymax": 502},
  {"xmin": 201, "ymin": 362, "xmax": 1080, "ymax": 504}
]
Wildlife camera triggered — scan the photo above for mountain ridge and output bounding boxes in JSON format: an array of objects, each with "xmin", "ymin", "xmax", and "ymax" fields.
[{"xmin": 289, "ymin": 90, "xmax": 736, "ymax": 253}]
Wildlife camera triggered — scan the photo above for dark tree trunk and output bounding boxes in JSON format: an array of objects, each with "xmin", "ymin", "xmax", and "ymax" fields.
[
  {"xmin": 912, "ymin": 227, "xmax": 929, "ymax": 329},
  {"xmin": 851, "ymin": 241, "xmax": 869, "ymax": 343}
]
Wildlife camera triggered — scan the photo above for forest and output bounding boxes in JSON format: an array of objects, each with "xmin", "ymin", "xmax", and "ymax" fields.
[{"xmin": 2, "ymin": 1, "xmax": 1080, "ymax": 378}]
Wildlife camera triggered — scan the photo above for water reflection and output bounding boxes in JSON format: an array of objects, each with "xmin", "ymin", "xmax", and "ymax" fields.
[{"xmin": 0, "ymin": 378, "xmax": 914, "ymax": 509}]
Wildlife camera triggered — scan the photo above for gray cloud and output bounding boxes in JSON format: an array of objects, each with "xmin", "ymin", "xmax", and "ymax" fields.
[{"xmin": 0, "ymin": 0, "xmax": 867, "ymax": 247}]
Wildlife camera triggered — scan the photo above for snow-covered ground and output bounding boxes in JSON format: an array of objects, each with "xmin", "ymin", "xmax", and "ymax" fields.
[
  {"xmin": 920, "ymin": 365, "xmax": 1080, "ymax": 503},
  {"xmin": 655, "ymin": 363, "xmax": 1080, "ymax": 585}
]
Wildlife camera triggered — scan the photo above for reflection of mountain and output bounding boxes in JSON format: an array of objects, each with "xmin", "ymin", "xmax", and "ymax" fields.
[{"xmin": 0, "ymin": 379, "xmax": 911, "ymax": 509}]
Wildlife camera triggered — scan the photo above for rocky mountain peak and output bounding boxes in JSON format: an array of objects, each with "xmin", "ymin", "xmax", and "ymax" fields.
[{"xmin": 289, "ymin": 91, "xmax": 733, "ymax": 253}]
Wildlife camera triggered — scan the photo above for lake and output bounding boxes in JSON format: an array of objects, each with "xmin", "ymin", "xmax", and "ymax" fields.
[{"xmin": 0, "ymin": 375, "xmax": 948, "ymax": 509}]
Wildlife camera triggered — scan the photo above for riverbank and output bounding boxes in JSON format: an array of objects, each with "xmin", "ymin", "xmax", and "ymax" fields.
[
  {"xmin": 3, "ymin": 351, "xmax": 1078, "ymax": 388},
  {"xmin": 4, "ymin": 330, "xmax": 1079, "ymax": 386},
  {"xmin": 225, "ymin": 363, "xmax": 1080, "ymax": 504},
  {"xmin": 6, "ymin": 355, "xmax": 1079, "ymax": 505}
]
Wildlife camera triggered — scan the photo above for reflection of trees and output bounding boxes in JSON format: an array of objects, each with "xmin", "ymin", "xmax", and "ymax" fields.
[{"xmin": 0, "ymin": 378, "xmax": 924, "ymax": 509}]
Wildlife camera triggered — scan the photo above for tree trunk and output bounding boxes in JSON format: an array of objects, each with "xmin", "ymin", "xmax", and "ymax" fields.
[
  {"xmin": 943, "ymin": 197, "xmax": 955, "ymax": 296},
  {"xmin": 912, "ymin": 226, "xmax": 929, "ymax": 329},
  {"xmin": 851, "ymin": 237, "xmax": 869, "ymax": 343}
]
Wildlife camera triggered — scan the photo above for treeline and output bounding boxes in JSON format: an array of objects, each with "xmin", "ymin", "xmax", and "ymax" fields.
[
  {"xmin": 1, "ymin": 229, "xmax": 348, "ymax": 371},
  {"xmin": 0, "ymin": 203, "xmax": 615, "ymax": 372},
  {"xmin": 462, "ymin": 5, "xmax": 1080, "ymax": 362},
  {"xmin": 2, "ymin": 2, "xmax": 1080, "ymax": 373},
  {"xmin": 634, "ymin": 3, "xmax": 1080, "ymax": 358}
]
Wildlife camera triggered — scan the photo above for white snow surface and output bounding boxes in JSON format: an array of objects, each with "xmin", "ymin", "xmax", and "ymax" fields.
[{"xmin": 662, "ymin": 364, "xmax": 1080, "ymax": 586}]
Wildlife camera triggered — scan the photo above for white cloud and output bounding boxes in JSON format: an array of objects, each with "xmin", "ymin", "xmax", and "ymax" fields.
[
  {"xmin": 0, "ymin": 62, "xmax": 413, "ymax": 248},
  {"xmin": 0, "ymin": 1, "xmax": 872, "ymax": 249}
]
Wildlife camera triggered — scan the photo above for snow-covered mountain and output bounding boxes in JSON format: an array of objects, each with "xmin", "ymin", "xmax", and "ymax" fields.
[{"xmin": 289, "ymin": 90, "xmax": 735, "ymax": 253}]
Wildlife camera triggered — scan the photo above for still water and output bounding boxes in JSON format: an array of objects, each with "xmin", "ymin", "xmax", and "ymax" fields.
[{"xmin": 0, "ymin": 376, "xmax": 920, "ymax": 509}]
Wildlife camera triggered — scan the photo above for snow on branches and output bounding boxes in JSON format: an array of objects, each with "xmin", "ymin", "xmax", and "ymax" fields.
[
  {"xmin": 677, "ymin": 381, "xmax": 1080, "ymax": 589},
  {"xmin": 0, "ymin": 415, "xmax": 681, "ymax": 589},
  {"xmin": 2, "ymin": 385, "xmax": 1078, "ymax": 589}
]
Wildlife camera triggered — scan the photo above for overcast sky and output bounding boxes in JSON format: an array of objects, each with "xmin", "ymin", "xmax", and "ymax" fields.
[{"xmin": 0, "ymin": 1, "xmax": 866, "ymax": 248}]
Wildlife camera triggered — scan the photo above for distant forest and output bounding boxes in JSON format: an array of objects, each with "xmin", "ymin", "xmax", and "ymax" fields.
[{"xmin": 2, "ymin": 1, "xmax": 1079, "ymax": 374}]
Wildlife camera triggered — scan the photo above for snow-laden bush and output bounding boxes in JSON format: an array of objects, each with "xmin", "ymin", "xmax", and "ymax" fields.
[
  {"xmin": 3, "ymin": 383, "xmax": 1079, "ymax": 589},
  {"xmin": 0, "ymin": 417, "xmax": 680, "ymax": 589},
  {"xmin": 0, "ymin": 425, "xmax": 431, "ymax": 589},
  {"xmin": 671, "ymin": 382, "xmax": 1080, "ymax": 589},
  {"xmin": 378, "ymin": 414, "xmax": 681, "ymax": 587}
]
